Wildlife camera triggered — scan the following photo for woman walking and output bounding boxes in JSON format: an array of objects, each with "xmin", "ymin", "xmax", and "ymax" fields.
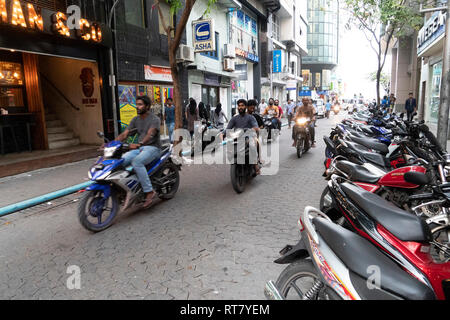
[
  {"xmin": 186, "ymin": 99, "xmax": 199, "ymax": 136},
  {"xmin": 213, "ymin": 103, "xmax": 228, "ymax": 129}
]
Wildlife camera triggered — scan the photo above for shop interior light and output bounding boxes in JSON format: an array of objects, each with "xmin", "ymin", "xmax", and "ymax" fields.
[{"xmin": 0, "ymin": 73, "xmax": 4, "ymax": 79}]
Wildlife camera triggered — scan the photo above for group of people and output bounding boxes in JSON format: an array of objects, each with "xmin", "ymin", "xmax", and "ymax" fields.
[{"xmin": 381, "ymin": 92, "xmax": 417, "ymax": 121}]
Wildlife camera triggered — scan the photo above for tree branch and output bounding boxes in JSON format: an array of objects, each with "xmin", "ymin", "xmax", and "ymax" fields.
[
  {"xmin": 170, "ymin": 0, "xmax": 196, "ymax": 53},
  {"xmin": 155, "ymin": 0, "xmax": 171, "ymax": 41}
]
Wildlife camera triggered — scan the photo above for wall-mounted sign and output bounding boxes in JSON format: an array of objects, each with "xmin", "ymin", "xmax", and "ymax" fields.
[
  {"xmin": 235, "ymin": 47, "xmax": 259, "ymax": 63},
  {"xmin": 192, "ymin": 19, "xmax": 215, "ymax": 52},
  {"xmin": 0, "ymin": 0, "xmax": 106, "ymax": 44},
  {"xmin": 144, "ymin": 65, "xmax": 173, "ymax": 82},
  {"xmin": 80, "ymin": 67, "xmax": 97, "ymax": 107},
  {"xmin": 418, "ymin": 11, "xmax": 447, "ymax": 55},
  {"xmin": 273, "ymin": 50, "xmax": 282, "ymax": 73},
  {"xmin": 286, "ymin": 80, "xmax": 297, "ymax": 91}
]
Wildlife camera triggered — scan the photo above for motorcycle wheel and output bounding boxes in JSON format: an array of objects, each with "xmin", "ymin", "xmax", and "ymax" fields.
[
  {"xmin": 430, "ymin": 225, "xmax": 450, "ymax": 263},
  {"xmin": 231, "ymin": 164, "xmax": 246, "ymax": 194},
  {"xmin": 275, "ymin": 259, "xmax": 333, "ymax": 300},
  {"xmin": 156, "ymin": 162, "xmax": 180, "ymax": 200},
  {"xmin": 296, "ymin": 137, "xmax": 304, "ymax": 158},
  {"xmin": 77, "ymin": 190, "xmax": 119, "ymax": 233}
]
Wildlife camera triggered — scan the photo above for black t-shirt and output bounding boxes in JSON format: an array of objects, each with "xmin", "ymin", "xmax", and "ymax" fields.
[{"xmin": 252, "ymin": 113, "xmax": 264, "ymax": 128}]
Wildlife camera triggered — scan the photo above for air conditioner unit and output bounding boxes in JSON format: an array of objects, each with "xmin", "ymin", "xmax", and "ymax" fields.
[
  {"xmin": 223, "ymin": 43, "xmax": 236, "ymax": 58},
  {"xmin": 176, "ymin": 44, "xmax": 195, "ymax": 63},
  {"xmin": 223, "ymin": 58, "xmax": 235, "ymax": 71}
]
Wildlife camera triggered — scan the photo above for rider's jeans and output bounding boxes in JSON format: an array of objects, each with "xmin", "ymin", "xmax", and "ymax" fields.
[{"xmin": 122, "ymin": 146, "xmax": 161, "ymax": 193}]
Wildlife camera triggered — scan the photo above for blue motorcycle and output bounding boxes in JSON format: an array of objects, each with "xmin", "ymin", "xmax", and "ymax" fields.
[{"xmin": 78, "ymin": 131, "xmax": 181, "ymax": 232}]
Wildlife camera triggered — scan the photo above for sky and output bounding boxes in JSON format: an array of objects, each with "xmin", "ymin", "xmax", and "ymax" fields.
[{"xmin": 336, "ymin": 6, "xmax": 392, "ymax": 100}]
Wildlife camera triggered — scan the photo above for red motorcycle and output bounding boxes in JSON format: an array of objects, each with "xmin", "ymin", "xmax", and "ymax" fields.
[{"xmin": 321, "ymin": 176, "xmax": 450, "ymax": 300}]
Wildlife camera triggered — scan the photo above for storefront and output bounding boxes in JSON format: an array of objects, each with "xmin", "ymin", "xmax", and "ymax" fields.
[
  {"xmin": 418, "ymin": 11, "xmax": 446, "ymax": 134},
  {"xmin": 0, "ymin": 0, "xmax": 112, "ymax": 157},
  {"xmin": 228, "ymin": 7, "xmax": 259, "ymax": 112},
  {"xmin": 118, "ymin": 65, "xmax": 174, "ymax": 139}
]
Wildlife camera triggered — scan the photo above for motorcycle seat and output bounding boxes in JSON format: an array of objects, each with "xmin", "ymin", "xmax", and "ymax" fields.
[
  {"xmin": 360, "ymin": 125, "xmax": 374, "ymax": 135},
  {"xmin": 340, "ymin": 182, "xmax": 432, "ymax": 242},
  {"xmin": 348, "ymin": 135, "xmax": 389, "ymax": 155},
  {"xmin": 313, "ymin": 217, "xmax": 436, "ymax": 300},
  {"xmin": 346, "ymin": 141, "xmax": 390, "ymax": 169},
  {"xmin": 335, "ymin": 160, "xmax": 381, "ymax": 184}
]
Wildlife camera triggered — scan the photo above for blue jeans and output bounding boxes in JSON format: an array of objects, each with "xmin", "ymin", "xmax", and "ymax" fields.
[
  {"xmin": 167, "ymin": 122, "xmax": 175, "ymax": 142},
  {"xmin": 122, "ymin": 146, "xmax": 161, "ymax": 193}
]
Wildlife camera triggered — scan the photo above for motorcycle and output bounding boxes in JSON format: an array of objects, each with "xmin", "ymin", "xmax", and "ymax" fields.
[
  {"xmin": 190, "ymin": 120, "xmax": 224, "ymax": 157},
  {"xmin": 226, "ymin": 129, "xmax": 259, "ymax": 193},
  {"xmin": 262, "ymin": 115, "xmax": 279, "ymax": 143},
  {"xmin": 319, "ymin": 176, "xmax": 450, "ymax": 298},
  {"xmin": 293, "ymin": 117, "xmax": 312, "ymax": 158},
  {"xmin": 264, "ymin": 206, "xmax": 438, "ymax": 300},
  {"xmin": 78, "ymin": 131, "xmax": 181, "ymax": 232}
]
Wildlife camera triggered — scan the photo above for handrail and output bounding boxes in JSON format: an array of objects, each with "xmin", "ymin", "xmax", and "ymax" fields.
[{"xmin": 39, "ymin": 72, "xmax": 80, "ymax": 111}]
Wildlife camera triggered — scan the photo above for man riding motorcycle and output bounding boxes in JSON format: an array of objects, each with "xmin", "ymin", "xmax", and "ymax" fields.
[
  {"xmin": 293, "ymin": 98, "xmax": 316, "ymax": 148},
  {"xmin": 114, "ymin": 95, "xmax": 161, "ymax": 208},
  {"xmin": 262, "ymin": 98, "xmax": 280, "ymax": 130},
  {"xmin": 226, "ymin": 99, "xmax": 261, "ymax": 175}
]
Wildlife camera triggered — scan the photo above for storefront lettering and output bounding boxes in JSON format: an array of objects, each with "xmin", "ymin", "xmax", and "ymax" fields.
[
  {"xmin": 418, "ymin": 11, "xmax": 447, "ymax": 52},
  {"xmin": 235, "ymin": 47, "xmax": 259, "ymax": 63},
  {"xmin": 0, "ymin": 0, "xmax": 102, "ymax": 43}
]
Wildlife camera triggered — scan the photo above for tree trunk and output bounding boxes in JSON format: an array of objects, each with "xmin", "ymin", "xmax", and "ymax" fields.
[
  {"xmin": 376, "ymin": 68, "xmax": 381, "ymax": 107},
  {"xmin": 168, "ymin": 46, "xmax": 183, "ymax": 145}
]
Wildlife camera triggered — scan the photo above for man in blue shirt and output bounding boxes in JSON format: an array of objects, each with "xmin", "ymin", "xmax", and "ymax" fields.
[
  {"xmin": 325, "ymin": 100, "xmax": 332, "ymax": 119},
  {"xmin": 285, "ymin": 99, "xmax": 296, "ymax": 128},
  {"xmin": 164, "ymin": 98, "xmax": 175, "ymax": 143}
]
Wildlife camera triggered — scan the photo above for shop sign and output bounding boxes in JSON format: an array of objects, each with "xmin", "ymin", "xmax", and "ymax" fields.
[
  {"xmin": 286, "ymin": 80, "xmax": 297, "ymax": 91},
  {"xmin": 144, "ymin": 65, "xmax": 173, "ymax": 82},
  {"xmin": 299, "ymin": 90, "xmax": 311, "ymax": 97},
  {"xmin": 418, "ymin": 11, "xmax": 447, "ymax": 54},
  {"xmin": 235, "ymin": 47, "xmax": 259, "ymax": 63},
  {"xmin": 0, "ymin": 0, "xmax": 104, "ymax": 44},
  {"xmin": 273, "ymin": 50, "xmax": 282, "ymax": 73},
  {"xmin": 192, "ymin": 19, "xmax": 215, "ymax": 52}
]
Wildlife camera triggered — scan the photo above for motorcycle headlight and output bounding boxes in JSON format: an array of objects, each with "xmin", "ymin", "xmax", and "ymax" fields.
[
  {"xmin": 104, "ymin": 146, "xmax": 118, "ymax": 158},
  {"xmin": 296, "ymin": 118, "xmax": 309, "ymax": 125}
]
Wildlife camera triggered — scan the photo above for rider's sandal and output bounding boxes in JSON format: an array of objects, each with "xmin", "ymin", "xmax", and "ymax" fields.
[{"xmin": 142, "ymin": 192, "xmax": 157, "ymax": 209}]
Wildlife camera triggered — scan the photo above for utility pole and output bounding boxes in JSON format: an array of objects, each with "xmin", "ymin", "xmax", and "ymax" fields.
[
  {"xmin": 421, "ymin": 3, "xmax": 450, "ymax": 150},
  {"xmin": 108, "ymin": 0, "xmax": 121, "ymax": 138}
]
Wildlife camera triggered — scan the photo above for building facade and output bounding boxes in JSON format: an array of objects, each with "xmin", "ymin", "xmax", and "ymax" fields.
[
  {"xmin": 301, "ymin": 0, "xmax": 339, "ymax": 100},
  {"xmin": 0, "ymin": 0, "xmax": 113, "ymax": 156}
]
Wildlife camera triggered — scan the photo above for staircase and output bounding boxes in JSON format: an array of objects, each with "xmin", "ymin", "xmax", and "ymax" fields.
[{"xmin": 45, "ymin": 113, "xmax": 80, "ymax": 150}]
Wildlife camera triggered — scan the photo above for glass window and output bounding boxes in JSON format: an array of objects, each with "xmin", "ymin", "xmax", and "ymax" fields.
[
  {"xmin": 201, "ymin": 32, "xmax": 220, "ymax": 60},
  {"xmin": 429, "ymin": 61, "xmax": 442, "ymax": 123},
  {"xmin": 125, "ymin": 0, "xmax": 145, "ymax": 28}
]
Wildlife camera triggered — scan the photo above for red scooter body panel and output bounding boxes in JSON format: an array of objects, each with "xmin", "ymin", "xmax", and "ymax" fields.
[
  {"xmin": 378, "ymin": 166, "xmax": 426, "ymax": 189},
  {"xmin": 377, "ymin": 225, "xmax": 450, "ymax": 300},
  {"xmin": 354, "ymin": 182, "xmax": 380, "ymax": 193}
]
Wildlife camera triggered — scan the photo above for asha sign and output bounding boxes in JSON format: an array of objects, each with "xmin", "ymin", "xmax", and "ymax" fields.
[{"xmin": 192, "ymin": 19, "xmax": 215, "ymax": 52}]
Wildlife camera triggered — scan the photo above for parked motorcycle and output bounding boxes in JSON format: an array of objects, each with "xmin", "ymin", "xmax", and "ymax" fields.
[
  {"xmin": 78, "ymin": 131, "xmax": 181, "ymax": 232},
  {"xmin": 293, "ymin": 117, "xmax": 312, "ymax": 158},
  {"xmin": 264, "ymin": 206, "xmax": 438, "ymax": 300}
]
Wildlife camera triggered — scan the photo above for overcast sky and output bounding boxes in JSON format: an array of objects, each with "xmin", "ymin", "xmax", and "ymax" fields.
[{"xmin": 336, "ymin": 7, "xmax": 392, "ymax": 100}]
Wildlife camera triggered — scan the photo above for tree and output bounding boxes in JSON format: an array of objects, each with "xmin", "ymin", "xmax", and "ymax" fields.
[
  {"xmin": 343, "ymin": 0, "xmax": 424, "ymax": 105},
  {"xmin": 368, "ymin": 71, "xmax": 390, "ymax": 95},
  {"xmin": 155, "ymin": 0, "xmax": 217, "ymax": 143}
]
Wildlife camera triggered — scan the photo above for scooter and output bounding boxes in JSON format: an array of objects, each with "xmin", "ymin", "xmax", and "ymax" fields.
[
  {"xmin": 264, "ymin": 206, "xmax": 437, "ymax": 300},
  {"xmin": 78, "ymin": 131, "xmax": 181, "ymax": 232},
  {"xmin": 293, "ymin": 117, "xmax": 312, "ymax": 158}
]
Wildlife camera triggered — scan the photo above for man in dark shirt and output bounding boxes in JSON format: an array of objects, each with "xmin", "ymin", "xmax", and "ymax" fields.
[
  {"xmin": 226, "ymin": 99, "xmax": 260, "ymax": 174},
  {"xmin": 405, "ymin": 92, "xmax": 417, "ymax": 121},
  {"xmin": 115, "ymin": 95, "xmax": 161, "ymax": 208},
  {"xmin": 247, "ymin": 99, "xmax": 264, "ymax": 128}
]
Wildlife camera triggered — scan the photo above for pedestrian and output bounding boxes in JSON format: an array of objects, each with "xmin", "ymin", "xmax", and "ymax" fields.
[
  {"xmin": 258, "ymin": 98, "xmax": 268, "ymax": 115},
  {"xmin": 381, "ymin": 95, "xmax": 389, "ymax": 109},
  {"xmin": 405, "ymin": 92, "xmax": 417, "ymax": 121},
  {"xmin": 286, "ymin": 99, "xmax": 296, "ymax": 128},
  {"xmin": 198, "ymin": 101, "xmax": 209, "ymax": 122},
  {"xmin": 186, "ymin": 98, "xmax": 199, "ymax": 136},
  {"xmin": 213, "ymin": 103, "xmax": 228, "ymax": 129},
  {"xmin": 325, "ymin": 100, "xmax": 332, "ymax": 119},
  {"xmin": 389, "ymin": 93, "xmax": 396, "ymax": 113},
  {"xmin": 164, "ymin": 97, "xmax": 175, "ymax": 143}
]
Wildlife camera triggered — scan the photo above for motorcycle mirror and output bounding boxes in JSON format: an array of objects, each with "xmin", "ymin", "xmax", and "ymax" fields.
[
  {"xmin": 97, "ymin": 131, "xmax": 105, "ymax": 138},
  {"xmin": 404, "ymin": 172, "xmax": 430, "ymax": 186}
]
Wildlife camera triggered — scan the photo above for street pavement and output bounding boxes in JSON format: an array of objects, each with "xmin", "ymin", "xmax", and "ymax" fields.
[{"xmin": 0, "ymin": 114, "xmax": 344, "ymax": 300}]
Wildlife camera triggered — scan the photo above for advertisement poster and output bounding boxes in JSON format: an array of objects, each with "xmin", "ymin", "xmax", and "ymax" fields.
[
  {"xmin": 273, "ymin": 50, "xmax": 282, "ymax": 73},
  {"xmin": 118, "ymin": 84, "xmax": 136, "ymax": 132}
]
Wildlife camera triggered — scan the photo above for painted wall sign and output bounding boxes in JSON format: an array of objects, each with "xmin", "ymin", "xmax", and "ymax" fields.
[
  {"xmin": 417, "ymin": 11, "xmax": 447, "ymax": 54},
  {"xmin": 0, "ymin": 0, "xmax": 105, "ymax": 44},
  {"xmin": 192, "ymin": 19, "xmax": 215, "ymax": 52}
]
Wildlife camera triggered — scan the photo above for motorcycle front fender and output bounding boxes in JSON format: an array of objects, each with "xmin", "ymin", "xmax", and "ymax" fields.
[
  {"xmin": 86, "ymin": 183, "xmax": 112, "ymax": 199},
  {"xmin": 274, "ymin": 239, "xmax": 309, "ymax": 264}
]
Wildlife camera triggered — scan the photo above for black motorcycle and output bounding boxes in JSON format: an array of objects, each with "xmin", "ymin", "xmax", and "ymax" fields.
[
  {"xmin": 293, "ymin": 117, "xmax": 312, "ymax": 158},
  {"xmin": 262, "ymin": 115, "xmax": 279, "ymax": 143},
  {"xmin": 226, "ymin": 129, "xmax": 259, "ymax": 193}
]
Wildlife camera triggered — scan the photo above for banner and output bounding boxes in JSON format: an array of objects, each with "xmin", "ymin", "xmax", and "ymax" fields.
[
  {"xmin": 144, "ymin": 65, "xmax": 173, "ymax": 82},
  {"xmin": 273, "ymin": 50, "xmax": 282, "ymax": 73},
  {"xmin": 118, "ymin": 85, "xmax": 137, "ymax": 132}
]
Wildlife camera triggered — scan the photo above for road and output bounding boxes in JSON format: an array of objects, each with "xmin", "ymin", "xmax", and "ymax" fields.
[{"xmin": 0, "ymin": 114, "xmax": 344, "ymax": 299}]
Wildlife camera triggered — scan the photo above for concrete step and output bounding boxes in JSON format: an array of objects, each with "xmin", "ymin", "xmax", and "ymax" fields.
[
  {"xmin": 46, "ymin": 119, "xmax": 63, "ymax": 128},
  {"xmin": 45, "ymin": 113, "xmax": 58, "ymax": 121},
  {"xmin": 47, "ymin": 126, "xmax": 68, "ymax": 134},
  {"xmin": 47, "ymin": 131, "xmax": 74, "ymax": 142},
  {"xmin": 48, "ymin": 138, "xmax": 80, "ymax": 150}
]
